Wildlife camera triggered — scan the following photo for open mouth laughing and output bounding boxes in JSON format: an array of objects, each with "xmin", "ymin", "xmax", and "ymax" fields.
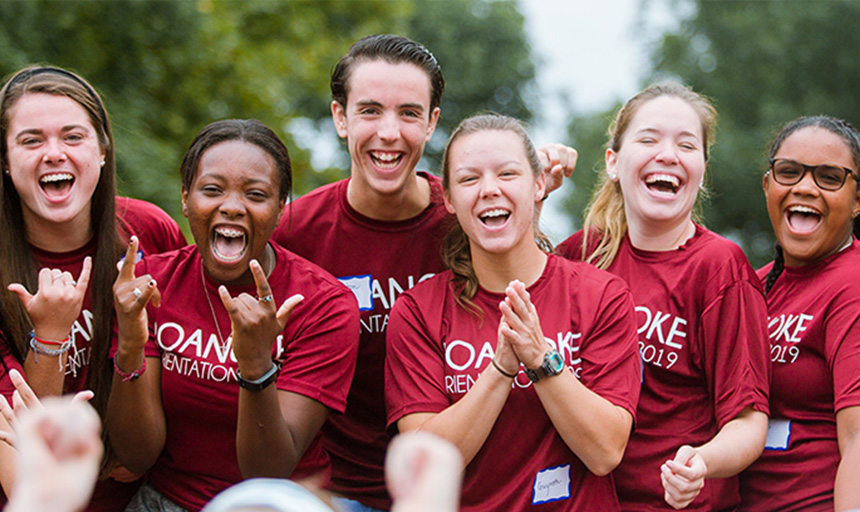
[
  {"xmin": 644, "ymin": 173, "xmax": 681, "ymax": 197},
  {"xmin": 40, "ymin": 172, "xmax": 75, "ymax": 199},
  {"xmin": 211, "ymin": 226, "xmax": 247, "ymax": 262},
  {"xmin": 370, "ymin": 151, "xmax": 403, "ymax": 170},
  {"xmin": 479, "ymin": 208, "xmax": 511, "ymax": 227},
  {"xmin": 785, "ymin": 205, "xmax": 822, "ymax": 234}
]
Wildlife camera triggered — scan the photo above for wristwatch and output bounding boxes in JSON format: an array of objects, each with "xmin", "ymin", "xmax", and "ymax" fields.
[
  {"xmin": 524, "ymin": 349, "xmax": 565, "ymax": 383},
  {"xmin": 237, "ymin": 361, "xmax": 280, "ymax": 391}
]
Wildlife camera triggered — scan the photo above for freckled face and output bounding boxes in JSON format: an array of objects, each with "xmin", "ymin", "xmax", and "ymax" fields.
[
  {"xmin": 764, "ymin": 126, "xmax": 860, "ymax": 267},
  {"xmin": 182, "ymin": 140, "xmax": 284, "ymax": 286},
  {"xmin": 5, "ymin": 93, "xmax": 104, "ymax": 236},
  {"xmin": 443, "ymin": 129, "xmax": 545, "ymax": 257}
]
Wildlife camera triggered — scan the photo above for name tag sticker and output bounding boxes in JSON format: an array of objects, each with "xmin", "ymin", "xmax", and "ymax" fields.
[
  {"xmin": 339, "ymin": 274, "xmax": 373, "ymax": 311},
  {"xmin": 532, "ymin": 464, "xmax": 570, "ymax": 505},
  {"xmin": 765, "ymin": 418, "xmax": 791, "ymax": 450}
]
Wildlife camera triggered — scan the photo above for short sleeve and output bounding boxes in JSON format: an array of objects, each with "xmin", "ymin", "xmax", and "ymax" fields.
[
  {"xmin": 276, "ymin": 285, "xmax": 360, "ymax": 413},
  {"xmin": 700, "ymin": 279, "xmax": 771, "ymax": 428},
  {"xmin": 385, "ymin": 293, "xmax": 448, "ymax": 429},
  {"xmin": 578, "ymin": 275, "xmax": 641, "ymax": 419},
  {"xmin": 826, "ymin": 295, "xmax": 860, "ymax": 412}
]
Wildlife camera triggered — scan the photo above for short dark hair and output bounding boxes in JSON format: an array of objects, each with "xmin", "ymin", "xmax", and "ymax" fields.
[
  {"xmin": 180, "ymin": 119, "xmax": 292, "ymax": 201},
  {"xmin": 331, "ymin": 34, "xmax": 445, "ymax": 113},
  {"xmin": 768, "ymin": 115, "xmax": 860, "ymax": 171}
]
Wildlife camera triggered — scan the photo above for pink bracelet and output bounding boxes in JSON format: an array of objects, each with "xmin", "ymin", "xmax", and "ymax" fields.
[{"xmin": 113, "ymin": 356, "xmax": 146, "ymax": 382}]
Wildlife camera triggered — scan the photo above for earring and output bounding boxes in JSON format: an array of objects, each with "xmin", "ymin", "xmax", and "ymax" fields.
[
  {"xmin": 100, "ymin": 160, "xmax": 106, "ymax": 167},
  {"xmin": 3, "ymin": 169, "xmax": 8, "ymax": 175},
  {"xmin": 607, "ymin": 171, "xmax": 618, "ymax": 181}
]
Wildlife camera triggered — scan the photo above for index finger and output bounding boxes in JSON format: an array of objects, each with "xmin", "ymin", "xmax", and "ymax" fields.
[
  {"xmin": 76, "ymin": 256, "xmax": 93, "ymax": 295},
  {"xmin": 118, "ymin": 236, "xmax": 140, "ymax": 282},
  {"xmin": 249, "ymin": 259, "xmax": 273, "ymax": 304}
]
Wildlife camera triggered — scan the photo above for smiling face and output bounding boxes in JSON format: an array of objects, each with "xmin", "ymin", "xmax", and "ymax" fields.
[
  {"xmin": 5, "ymin": 92, "xmax": 104, "ymax": 239},
  {"xmin": 607, "ymin": 95, "xmax": 706, "ymax": 234},
  {"xmin": 332, "ymin": 59, "xmax": 440, "ymax": 199},
  {"xmin": 764, "ymin": 126, "xmax": 860, "ymax": 267},
  {"xmin": 443, "ymin": 129, "xmax": 545, "ymax": 258},
  {"xmin": 182, "ymin": 140, "xmax": 284, "ymax": 286}
]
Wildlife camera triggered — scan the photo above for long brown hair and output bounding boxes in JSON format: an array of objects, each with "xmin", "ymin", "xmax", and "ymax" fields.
[
  {"xmin": 582, "ymin": 82, "xmax": 717, "ymax": 269},
  {"xmin": 0, "ymin": 66, "xmax": 123, "ymax": 473},
  {"xmin": 440, "ymin": 113, "xmax": 551, "ymax": 314}
]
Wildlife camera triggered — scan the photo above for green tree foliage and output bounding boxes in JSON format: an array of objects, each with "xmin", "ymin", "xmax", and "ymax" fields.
[
  {"xmin": 564, "ymin": 0, "xmax": 860, "ymax": 267},
  {"xmin": 0, "ymin": 0, "xmax": 534, "ymax": 226}
]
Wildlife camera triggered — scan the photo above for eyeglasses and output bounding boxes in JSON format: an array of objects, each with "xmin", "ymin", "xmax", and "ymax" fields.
[{"xmin": 768, "ymin": 158, "xmax": 858, "ymax": 191}]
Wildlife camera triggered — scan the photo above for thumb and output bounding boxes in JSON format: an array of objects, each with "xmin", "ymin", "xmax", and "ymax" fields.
[
  {"xmin": 672, "ymin": 445, "xmax": 698, "ymax": 467},
  {"xmin": 276, "ymin": 294, "xmax": 304, "ymax": 328},
  {"xmin": 7, "ymin": 283, "xmax": 33, "ymax": 309}
]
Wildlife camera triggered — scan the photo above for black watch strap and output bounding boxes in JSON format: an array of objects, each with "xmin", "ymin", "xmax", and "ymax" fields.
[
  {"xmin": 237, "ymin": 361, "xmax": 280, "ymax": 391},
  {"xmin": 524, "ymin": 349, "xmax": 565, "ymax": 383}
]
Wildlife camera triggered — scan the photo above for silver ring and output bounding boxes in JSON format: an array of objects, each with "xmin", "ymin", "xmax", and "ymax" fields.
[
  {"xmin": 69, "ymin": 279, "xmax": 76, "ymax": 286},
  {"xmin": 259, "ymin": 294, "xmax": 273, "ymax": 303},
  {"xmin": 132, "ymin": 287, "xmax": 142, "ymax": 298}
]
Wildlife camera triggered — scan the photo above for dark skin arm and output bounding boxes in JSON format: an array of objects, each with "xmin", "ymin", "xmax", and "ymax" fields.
[{"xmin": 224, "ymin": 259, "xmax": 327, "ymax": 478}]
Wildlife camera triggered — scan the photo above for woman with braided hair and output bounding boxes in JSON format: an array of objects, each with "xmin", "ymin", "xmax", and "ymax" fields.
[{"xmin": 739, "ymin": 116, "xmax": 860, "ymax": 511}]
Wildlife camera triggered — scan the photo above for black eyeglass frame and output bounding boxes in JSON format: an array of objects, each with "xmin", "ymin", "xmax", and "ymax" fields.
[{"xmin": 767, "ymin": 158, "xmax": 858, "ymax": 191}]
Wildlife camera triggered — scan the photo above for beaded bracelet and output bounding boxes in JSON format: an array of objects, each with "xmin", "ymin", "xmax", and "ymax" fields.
[
  {"xmin": 28, "ymin": 331, "xmax": 72, "ymax": 371},
  {"xmin": 113, "ymin": 356, "xmax": 146, "ymax": 382}
]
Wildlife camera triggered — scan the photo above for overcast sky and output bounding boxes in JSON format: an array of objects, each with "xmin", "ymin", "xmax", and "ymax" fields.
[{"xmin": 520, "ymin": 0, "xmax": 679, "ymax": 240}]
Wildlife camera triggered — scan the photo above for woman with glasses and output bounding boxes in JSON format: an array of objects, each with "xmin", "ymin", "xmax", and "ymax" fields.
[
  {"xmin": 739, "ymin": 116, "xmax": 860, "ymax": 512},
  {"xmin": 556, "ymin": 82, "xmax": 770, "ymax": 510}
]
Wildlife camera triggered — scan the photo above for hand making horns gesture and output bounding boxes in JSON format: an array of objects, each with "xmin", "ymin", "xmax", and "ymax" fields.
[
  {"xmin": 218, "ymin": 258, "xmax": 303, "ymax": 378},
  {"xmin": 113, "ymin": 236, "xmax": 160, "ymax": 354}
]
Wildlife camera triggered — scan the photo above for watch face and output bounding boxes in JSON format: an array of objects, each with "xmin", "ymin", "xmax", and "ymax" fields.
[{"xmin": 547, "ymin": 351, "xmax": 565, "ymax": 373}]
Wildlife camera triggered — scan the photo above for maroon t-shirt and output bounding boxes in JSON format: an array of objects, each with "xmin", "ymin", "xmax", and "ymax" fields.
[
  {"xmin": 739, "ymin": 241, "xmax": 860, "ymax": 512},
  {"xmin": 386, "ymin": 255, "xmax": 641, "ymax": 511},
  {"xmin": 557, "ymin": 225, "xmax": 770, "ymax": 511},
  {"xmin": 272, "ymin": 173, "xmax": 452, "ymax": 509},
  {"xmin": 124, "ymin": 244, "xmax": 359, "ymax": 512},
  {"xmin": 0, "ymin": 197, "xmax": 185, "ymax": 511}
]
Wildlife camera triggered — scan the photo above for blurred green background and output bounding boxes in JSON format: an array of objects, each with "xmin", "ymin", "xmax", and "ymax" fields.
[{"xmin": 1, "ymin": 0, "xmax": 856, "ymax": 268}]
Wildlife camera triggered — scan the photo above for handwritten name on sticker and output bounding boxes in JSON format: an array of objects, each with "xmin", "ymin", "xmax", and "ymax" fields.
[
  {"xmin": 532, "ymin": 464, "xmax": 570, "ymax": 505},
  {"xmin": 339, "ymin": 274, "xmax": 373, "ymax": 311}
]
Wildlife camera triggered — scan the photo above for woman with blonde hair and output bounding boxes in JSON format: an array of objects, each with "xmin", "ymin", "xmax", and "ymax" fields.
[{"xmin": 556, "ymin": 82, "xmax": 770, "ymax": 510}]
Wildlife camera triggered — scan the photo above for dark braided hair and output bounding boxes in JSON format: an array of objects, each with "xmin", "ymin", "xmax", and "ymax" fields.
[{"xmin": 763, "ymin": 116, "xmax": 860, "ymax": 294}]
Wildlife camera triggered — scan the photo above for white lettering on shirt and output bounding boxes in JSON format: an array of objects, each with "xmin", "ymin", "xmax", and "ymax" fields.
[{"xmin": 346, "ymin": 273, "xmax": 435, "ymax": 333}]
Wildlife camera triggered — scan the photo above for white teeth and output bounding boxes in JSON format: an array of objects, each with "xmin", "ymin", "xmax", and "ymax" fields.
[
  {"xmin": 645, "ymin": 174, "xmax": 680, "ymax": 187},
  {"xmin": 371, "ymin": 152, "xmax": 402, "ymax": 169},
  {"xmin": 788, "ymin": 205, "xmax": 819, "ymax": 215},
  {"xmin": 40, "ymin": 173, "xmax": 73, "ymax": 183},
  {"xmin": 372, "ymin": 152, "xmax": 399, "ymax": 162},
  {"xmin": 480, "ymin": 209, "xmax": 509, "ymax": 219},
  {"xmin": 215, "ymin": 227, "xmax": 244, "ymax": 238}
]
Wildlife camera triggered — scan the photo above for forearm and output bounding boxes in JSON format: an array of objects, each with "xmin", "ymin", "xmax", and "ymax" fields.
[
  {"xmin": 23, "ymin": 351, "xmax": 66, "ymax": 397},
  {"xmin": 105, "ymin": 354, "xmax": 165, "ymax": 474},
  {"xmin": 695, "ymin": 408, "xmax": 767, "ymax": 478},
  {"xmin": 0, "ymin": 413, "xmax": 16, "ymax": 497},
  {"xmin": 535, "ymin": 370, "xmax": 632, "ymax": 476},
  {"xmin": 835, "ymin": 428, "xmax": 860, "ymax": 510},
  {"xmin": 235, "ymin": 385, "xmax": 308, "ymax": 478},
  {"xmin": 399, "ymin": 366, "xmax": 511, "ymax": 466}
]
